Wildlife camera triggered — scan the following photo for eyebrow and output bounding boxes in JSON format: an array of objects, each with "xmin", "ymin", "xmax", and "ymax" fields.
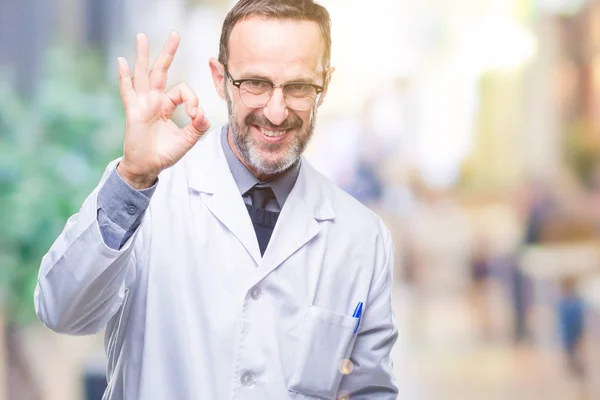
[{"xmin": 237, "ymin": 71, "xmax": 319, "ymax": 84}]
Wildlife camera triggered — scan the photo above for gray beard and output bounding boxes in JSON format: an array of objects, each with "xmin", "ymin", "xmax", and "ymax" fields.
[{"xmin": 226, "ymin": 91, "xmax": 315, "ymax": 176}]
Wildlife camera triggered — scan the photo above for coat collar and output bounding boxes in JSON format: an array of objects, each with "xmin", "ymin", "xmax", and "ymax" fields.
[{"xmin": 187, "ymin": 125, "xmax": 335, "ymax": 267}]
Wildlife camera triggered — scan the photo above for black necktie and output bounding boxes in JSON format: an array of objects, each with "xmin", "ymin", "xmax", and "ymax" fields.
[
  {"xmin": 246, "ymin": 185, "xmax": 279, "ymax": 256},
  {"xmin": 249, "ymin": 186, "xmax": 275, "ymax": 209}
]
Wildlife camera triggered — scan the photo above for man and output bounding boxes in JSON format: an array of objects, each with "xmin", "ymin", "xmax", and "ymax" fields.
[{"xmin": 34, "ymin": 0, "xmax": 398, "ymax": 398}]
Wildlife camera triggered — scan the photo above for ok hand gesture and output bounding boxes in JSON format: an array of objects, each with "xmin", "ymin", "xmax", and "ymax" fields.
[{"xmin": 116, "ymin": 32, "xmax": 210, "ymax": 189}]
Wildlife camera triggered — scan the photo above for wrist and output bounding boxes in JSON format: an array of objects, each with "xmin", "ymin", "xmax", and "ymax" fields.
[{"xmin": 116, "ymin": 162, "xmax": 158, "ymax": 190}]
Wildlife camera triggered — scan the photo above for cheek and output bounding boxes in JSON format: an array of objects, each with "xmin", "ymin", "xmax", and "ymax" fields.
[
  {"xmin": 230, "ymin": 100, "xmax": 252, "ymax": 123},
  {"xmin": 237, "ymin": 109, "xmax": 252, "ymax": 124},
  {"xmin": 297, "ymin": 110, "xmax": 313, "ymax": 128}
]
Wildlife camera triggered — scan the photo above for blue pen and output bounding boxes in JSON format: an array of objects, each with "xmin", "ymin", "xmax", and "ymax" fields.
[{"xmin": 352, "ymin": 302, "xmax": 363, "ymax": 334}]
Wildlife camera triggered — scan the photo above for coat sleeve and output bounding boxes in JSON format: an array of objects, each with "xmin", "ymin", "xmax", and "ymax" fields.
[
  {"xmin": 97, "ymin": 166, "xmax": 157, "ymax": 250},
  {"xmin": 34, "ymin": 159, "xmax": 149, "ymax": 335},
  {"xmin": 338, "ymin": 223, "xmax": 399, "ymax": 398}
]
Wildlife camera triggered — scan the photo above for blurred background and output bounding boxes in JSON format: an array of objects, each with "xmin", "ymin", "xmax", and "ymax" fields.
[{"xmin": 3, "ymin": 0, "xmax": 600, "ymax": 399}]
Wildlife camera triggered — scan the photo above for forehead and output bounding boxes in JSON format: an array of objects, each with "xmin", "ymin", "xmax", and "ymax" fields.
[{"xmin": 227, "ymin": 16, "xmax": 325, "ymax": 79}]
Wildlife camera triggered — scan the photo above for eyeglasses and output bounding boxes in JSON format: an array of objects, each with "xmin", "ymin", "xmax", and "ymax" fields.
[{"xmin": 223, "ymin": 65, "xmax": 325, "ymax": 111}]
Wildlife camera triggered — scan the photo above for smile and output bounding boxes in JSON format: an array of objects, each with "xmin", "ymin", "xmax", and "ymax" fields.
[
  {"xmin": 252, "ymin": 125, "xmax": 290, "ymax": 142},
  {"xmin": 261, "ymin": 128, "xmax": 287, "ymax": 137}
]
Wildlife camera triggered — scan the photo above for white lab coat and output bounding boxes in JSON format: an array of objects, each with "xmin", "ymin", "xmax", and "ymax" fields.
[{"xmin": 34, "ymin": 126, "xmax": 398, "ymax": 399}]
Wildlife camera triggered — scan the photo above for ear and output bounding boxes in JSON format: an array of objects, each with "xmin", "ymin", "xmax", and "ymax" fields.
[
  {"xmin": 317, "ymin": 66, "xmax": 335, "ymax": 107},
  {"xmin": 209, "ymin": 57, "xmax": 227, "ymax": 101}
]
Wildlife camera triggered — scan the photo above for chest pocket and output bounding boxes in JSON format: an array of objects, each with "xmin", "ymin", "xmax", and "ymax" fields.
[{"xmin": 288, "ymin": 305, "xmax": 358, "ymax": 399}]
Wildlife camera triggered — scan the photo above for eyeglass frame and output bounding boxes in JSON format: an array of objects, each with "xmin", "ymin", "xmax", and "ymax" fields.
[{"xmin": 222, "ymin": 64, "xmax": 327, "ymax": 110}]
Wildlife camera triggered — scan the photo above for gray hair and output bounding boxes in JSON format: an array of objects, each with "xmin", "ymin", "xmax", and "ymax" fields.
[{"xmin": 218, "ymin": 0, "xmax": 332, "ymax": 70}]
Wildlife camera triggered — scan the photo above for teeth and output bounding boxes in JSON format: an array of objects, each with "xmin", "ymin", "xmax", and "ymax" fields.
[{"xmin": 260, "ymin": 128, "xmax": 287, "ymax": 137}]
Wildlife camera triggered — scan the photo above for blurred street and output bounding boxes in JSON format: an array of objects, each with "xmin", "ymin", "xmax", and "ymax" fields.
[{"xmin": 391, "ymin": 282, "xmax": 585, "ymax": 400}]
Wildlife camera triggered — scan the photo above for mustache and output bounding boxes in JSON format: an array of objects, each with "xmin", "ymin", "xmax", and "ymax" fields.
[{"xmin": 245, "ymin": 112, "xmax": 303, "ymax": 131}]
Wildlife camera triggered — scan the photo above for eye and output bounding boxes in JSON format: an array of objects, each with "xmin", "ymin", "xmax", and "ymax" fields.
[
  {"xmin": 241, "ymin": 80, "xmax": 271, "ymax": 94},
  {"xmin": 286, "ymin": 83, "xmax": 316, "ymax": 97},
  {"xmin": 247, "ymin": 80, "xmax": 266, "ymax": 88}
]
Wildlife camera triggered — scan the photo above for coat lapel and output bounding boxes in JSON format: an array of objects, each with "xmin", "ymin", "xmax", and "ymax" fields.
[
  {"xmin": 257, "ymin": 161, "xmax": 335, "ymax": 281},
  {"xmin": 187, "ymin": 126, "xmax": 336, "ymax": 274},
  {"xmin": 188, "ymin": 128, "xmax": 262, "ymax": 265}
]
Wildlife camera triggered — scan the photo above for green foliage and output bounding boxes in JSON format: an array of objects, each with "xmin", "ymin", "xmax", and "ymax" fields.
[
  {"xmin": 564, "ymin": 118, "xmax": 600, "ymax": 188},
  {"xmin": 0, "ymin": 46, "xmax": 125, "ymax": 324}
]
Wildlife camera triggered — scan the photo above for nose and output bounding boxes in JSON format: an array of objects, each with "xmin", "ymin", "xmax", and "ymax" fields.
[{"xmin": 262, "ymin": 88, "xmax": 289, "ymax": 126}]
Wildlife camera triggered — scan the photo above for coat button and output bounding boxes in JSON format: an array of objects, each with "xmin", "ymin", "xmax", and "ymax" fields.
[
  {"xmin": 126, "ymin": 205, "xmax": 137, "ymax": 215},
  {"xmin": 250, "ymin": 287, "xmax": 262, "ymax": 300},
  {"xmin": 240, "ymin": 372, "xmax": 255, "ymax": 386}
]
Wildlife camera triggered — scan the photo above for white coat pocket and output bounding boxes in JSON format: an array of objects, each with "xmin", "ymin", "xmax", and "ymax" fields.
[{"xmin": 288, "ymin": 305, "xmax": 358, "ymax": 399}]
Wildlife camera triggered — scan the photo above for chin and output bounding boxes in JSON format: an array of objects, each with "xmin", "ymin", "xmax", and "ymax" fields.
[{"xmin": 251, "ymin": 154, "xmax": 296, "ymax": 175}]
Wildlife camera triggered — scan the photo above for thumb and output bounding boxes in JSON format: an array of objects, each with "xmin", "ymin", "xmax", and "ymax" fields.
[{"xmin": 183, "ymin": 107, "xmax": 211, "ymax": 143}]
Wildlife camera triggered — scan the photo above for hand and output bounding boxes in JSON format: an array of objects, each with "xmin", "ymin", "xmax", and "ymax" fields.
[{"xmin": 116, "ymin": 31, "xmax": 210, "ymax": 189}]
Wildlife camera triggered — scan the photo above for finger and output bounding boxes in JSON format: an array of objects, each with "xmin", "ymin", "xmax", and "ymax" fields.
[
  {"xmin": 182, "ymin": 107, "xmax": 211, "ymax": 144},
  {"xmin": 149, "ymin": 31, "xmax": 180, "ymax": 91},
  {"xmin": 165, "ymin": 82, "xmax": 199, "ymax": 116},
  {"xmin": 133, "ymin": 33, "xmax": 150, "ymax": 91},
  {"xmin": 191, "ymin": 107, "xmax": 211, "ymax": 132},
  {"xmin": 117, "ymin": 57, "xmax": 135, "ymax": 108}
]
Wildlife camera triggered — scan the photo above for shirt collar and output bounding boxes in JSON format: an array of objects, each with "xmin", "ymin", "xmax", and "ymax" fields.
[{"xmin": 220, "ymin": 124, "xmax": 300, "ymax": 208}]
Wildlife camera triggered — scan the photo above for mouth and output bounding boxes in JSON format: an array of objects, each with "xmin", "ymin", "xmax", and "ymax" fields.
[{"xmin": 252, "ymin": 125, "xmax": 290, "ymax": 142}]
